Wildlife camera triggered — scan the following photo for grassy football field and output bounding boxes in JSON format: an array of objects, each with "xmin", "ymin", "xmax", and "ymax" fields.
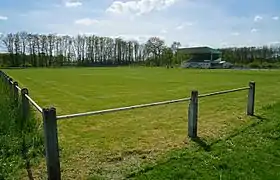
[{"xmin": 4, "ymin": 67, "xmax": 280, "ymax": 179}]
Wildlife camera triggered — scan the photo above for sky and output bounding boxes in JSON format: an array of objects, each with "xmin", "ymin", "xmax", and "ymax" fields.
[{"xmin": 0, "ymin": 0, "xmax": 280, "ymax": 48}]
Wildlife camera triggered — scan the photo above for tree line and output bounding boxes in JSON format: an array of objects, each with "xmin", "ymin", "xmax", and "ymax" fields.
[
  {"xmin": 220, "ymin": 46, "xmax": 280, "ymax": 67},
  {"xmin": 0, "ymin": 31, "xmax": 279, "ymax": 68},
  {"xmin": 0, "ymin": 32, "xmax": 184, "ymax": 67}
]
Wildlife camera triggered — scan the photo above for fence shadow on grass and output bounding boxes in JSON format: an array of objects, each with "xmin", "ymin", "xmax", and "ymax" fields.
[
  {"xmin": 191, "ymin": 137, "xmax": 211, "ymax": 152},
  {"xmin": 127, "ymin": 114, "xmax": 269, "ymax": 179},
  {"xmin": 193, "ymin": 114, "xmax": 268, "ymax": 151}
]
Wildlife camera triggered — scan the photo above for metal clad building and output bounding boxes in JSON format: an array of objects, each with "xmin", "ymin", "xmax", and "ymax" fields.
[{"xmin": 178, "ymin": 47, "xmax": 232, "ymax": 69}]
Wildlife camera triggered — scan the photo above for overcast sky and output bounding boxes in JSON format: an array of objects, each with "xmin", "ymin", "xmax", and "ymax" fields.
[{"xmin": 0, "ymin": 0, "xmax": 280, "ymax": 48}]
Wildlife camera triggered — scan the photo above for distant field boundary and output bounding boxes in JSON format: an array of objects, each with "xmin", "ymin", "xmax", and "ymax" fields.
[{"xmin": 0, "ymin": 70, "xmax": 256, "ymax": 180}]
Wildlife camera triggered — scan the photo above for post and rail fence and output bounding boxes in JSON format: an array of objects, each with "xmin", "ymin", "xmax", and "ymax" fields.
[{"xmin": 0, "ymin": 70, "xmax": 255, "ymax": 180}]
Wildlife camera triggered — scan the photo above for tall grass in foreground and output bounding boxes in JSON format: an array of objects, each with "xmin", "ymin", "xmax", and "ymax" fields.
[{"xmin": 0, "ymin": 78, "xmax": 44, "ymax": 179}]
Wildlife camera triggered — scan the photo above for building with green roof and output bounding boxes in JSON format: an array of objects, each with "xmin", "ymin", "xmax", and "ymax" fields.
[{"xmin": 178, "ymin": 46, "xmax": 232, "ymax": 69}]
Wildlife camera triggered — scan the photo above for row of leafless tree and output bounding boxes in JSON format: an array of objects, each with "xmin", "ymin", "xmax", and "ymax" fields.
[
  {"xmin": 1, "ymin": 31, "xmax": 280, "ymax": 67},
  {"xmin": 220, "ymin": 46, "xmax": 280, "ymax": 64},
  {"xmin": 0, "ymin": 32, "xmax": 183, "ymax": 67}
]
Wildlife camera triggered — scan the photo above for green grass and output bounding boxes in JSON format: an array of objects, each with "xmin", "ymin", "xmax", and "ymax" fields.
[
  {"xmin": 0, "ymin": 74, "xmax": 44, "ymax": 180},
  {"xmin": 3, "ymin": 67, "xmax": 280, "ymax": 179},
  {"xmin": 131, "ymin": 102, "xmax": 280, "ymax": 180}
]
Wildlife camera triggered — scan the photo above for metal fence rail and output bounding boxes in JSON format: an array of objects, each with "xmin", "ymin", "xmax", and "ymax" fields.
[
  {"xmin": 57, "ymin": 87, "xmax": 250, "ymax": 120},
  {"xmin": 57, "ymin": 97, "xmax": 191, "ymax": 120},
  {"xmin": 25, "ymin": 94, "xmax": 43, "ymax": 113},
  {"xmin": 198, "ymin": 87, "xmax": 249, "ymax": 98},
  {"xmin": 15, "ymin": 85, "xmax": 21, "ymax": 91}
]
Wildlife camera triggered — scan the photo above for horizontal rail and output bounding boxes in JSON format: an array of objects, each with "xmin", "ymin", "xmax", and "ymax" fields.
[
  {"xmin": 198, "ymin": 87, "xmax": 249, "ymax": 98},
  {"xmin": 57, "ymin": 97, "xmax": 191, "ymax": 120},
  {"xmin": 57, "ymin": 86, "xmax": 250, "ymax": 120},
  {"xmin": 25, "ymin": 94, "xmax": 43, "ymax": 113},
  {"xmin": 15, "ymin": 85, "xmax": 21, "ymax": 91}
]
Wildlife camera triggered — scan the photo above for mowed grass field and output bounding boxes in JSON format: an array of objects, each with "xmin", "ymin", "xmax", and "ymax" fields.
[{"xmin": 4, "ymin": 67, "xmax": 280, "ymax": 179}]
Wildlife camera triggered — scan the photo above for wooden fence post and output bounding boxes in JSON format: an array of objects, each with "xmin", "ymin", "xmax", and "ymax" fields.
[
  {"xmin": 6, "ymin": 76, "xmax": 10, "ymax": 91},
  {"xmin": 5, "ymin": 76, "xmax": 9, "ymax": 89},
  {"xmin": 21, "ymin": 88, "xmax": 30, "ymax": 120},
  {"xmin": 0, "ymin": 70, "xmax": 3, "ymax": 81},
  {"xmin": 188, "ymin": 90, "xmax": 198, "ymax": 138},
  {"xmin": 13, "ymin": 82, "xmax": 19, "ymax": 103},
  {"xmin": 8, "ymin": 78, "xmax": 14, "ymax": 96},
  {"xmin": 247, "ymin": 81, "xmax": 255, "ymax": 116},
  {"xmin": 0, "ymin": 71, "xmax": 3, "ymax": 83},
  {"xmin": 9, "ymin": 77, "xmax": 13, "ymax": 89},
  {"xmin": 42, "ymin": 107, "xmax": 61, "ymax": 180}
]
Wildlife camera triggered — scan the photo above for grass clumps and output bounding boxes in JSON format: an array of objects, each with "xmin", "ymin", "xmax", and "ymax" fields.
[{"xmin": 0, "ymin": 76, "xmax": 44, "ymax": 179}]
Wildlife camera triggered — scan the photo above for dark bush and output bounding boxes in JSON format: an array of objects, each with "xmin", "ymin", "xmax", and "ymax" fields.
[{"xmin": 248, "ymin": 62, "xmax": 262, "ymax": 69}]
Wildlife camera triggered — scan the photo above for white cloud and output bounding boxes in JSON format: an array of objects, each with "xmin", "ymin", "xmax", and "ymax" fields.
[
  {"xmin": 106, "ymin": 0, "xmax": 177, "ymax": 15},
  {"xmin": 254, "ymin": 15, "xmax": 263, "ymax": 22},
  {"xmin": 75, "ymin": 18, "xmax": 99, "ymax": 26},
  {"xmin": 0, "ymin": 16, "xmax": 8, "ymax": 20},
  {"xmin": 176, "ymin": 25, "xmax": 184, "ymax": 30},
  {"xmin": 65, "ymin": 1, "xmax": 82, "ymax": 7},
  {"xmin": 272, "ymin": 16, "xmax": 279, "ymax": 20},
  {"xmin": 175, "ymin": 22, "xmax": 193, "ymax": 30},
  {"xmin": 110, "ymin": 34, "xmax": 165, "ymax": 43},
  {"xmin": 251, "ymin": 28, "xmax": 258, "ymax": 33},
  {"xmin": 231, "ymin": 32, "xmax": 240, "ymax": 36},
  {"xmin": 12, "ymin": 0, "xmax": 280, "ymax": 48}
]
